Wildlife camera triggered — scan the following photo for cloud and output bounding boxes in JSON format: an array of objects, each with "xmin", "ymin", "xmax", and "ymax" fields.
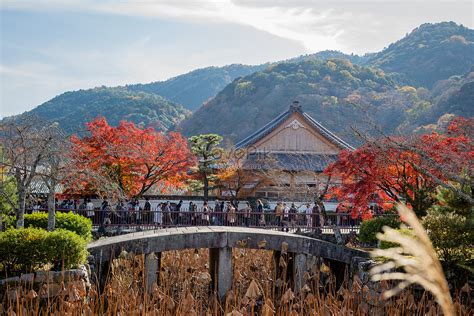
[
  {"xmin": 5, "ymin": 0, "xmax": 472, "ymax": 54},
  {"xmin": 2, "ymin": 0, "xmax": 361, "ymax": 52}
]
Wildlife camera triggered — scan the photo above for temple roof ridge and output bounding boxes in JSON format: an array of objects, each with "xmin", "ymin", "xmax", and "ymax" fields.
[{"xmin": 235, "ymin": 101, "xmax": 354, "ymax": 150}]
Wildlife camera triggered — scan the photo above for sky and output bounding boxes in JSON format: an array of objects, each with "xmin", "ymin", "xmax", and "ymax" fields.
[{"xmin": 1, "ymin": 0, "xmax": 473, "ymax": 117}]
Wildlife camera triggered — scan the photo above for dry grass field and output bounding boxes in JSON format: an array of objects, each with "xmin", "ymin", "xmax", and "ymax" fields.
[{"xmin": 3, "ymin": 248, "xmax": 472, "ymax": 315}]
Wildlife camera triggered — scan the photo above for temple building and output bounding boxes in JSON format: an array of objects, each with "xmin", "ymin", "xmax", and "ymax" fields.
[{"xmin": 229, "ymin": 101, "xmax": 353, "ymax": 201}]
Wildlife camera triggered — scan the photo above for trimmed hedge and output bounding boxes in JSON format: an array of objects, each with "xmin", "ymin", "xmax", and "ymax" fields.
[
  {"xmin": 358, "ymin": 216, "xmax": 401, "ymax": 244},
  {"xmin": 0, "ymin": 228, "xmax": 88, "ymax": 274},
  {"xmin": 5, "ymin": 212, "xmax": 92, "ymax": 241}
]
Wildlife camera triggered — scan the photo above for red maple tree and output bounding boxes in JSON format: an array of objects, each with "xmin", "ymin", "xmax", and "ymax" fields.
[
  {"xmin": 66, "ymin": 117, "xmax": 194, "ymax": 198},
  {"xmin": 325, "ymin": 117, "xmax": 473, "ymax": 218}
]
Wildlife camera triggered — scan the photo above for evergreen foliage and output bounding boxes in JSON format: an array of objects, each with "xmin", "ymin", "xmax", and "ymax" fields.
[
  {"xmin": 4, "ymin": 212, "xmax": 92, "ymax": 241},
  {"xmin": 366, "ymin": 22, "xmax": 474, "ymax": 88},
  {"xmin": 0, "ymin": 228, "xmax": 88, "ymax": 273},
  {"xmin": 358, "ymin": 216, "xmax": 401, "ymax": 244},
  {"xmin": 22, "ymin": 87, "xmax": 191, "ymax": 135}
]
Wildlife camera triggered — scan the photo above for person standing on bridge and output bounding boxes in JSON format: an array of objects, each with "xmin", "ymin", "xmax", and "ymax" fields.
[
  {"xmin": 192, "ymin": 201, "xmax": 198, "ymax": 224},
  {"xmin": 164, "ymin": 201, "xmax": 172, "ymax": 226},
  {"xmin": 202, "ymin": 201, "xmax": 210, "ymax": 225},
  {"xmin": 143, "ymin": 197, "xmax": 151, "ymax": 225},
  {"xmin": 312, "ymin": 203, "xmax": 321, "ymax": 233},
  {"xmin": 243, "ymin": 201, "xmax": 251, "ymax": 227},
  {"xmin": 220, "ymin": 200, "xmax": 226, "ymax": 225},
  {"xmin": 86, "ymin": 198, "xmax": 94, "ymax": 222},
  {"xmin": 100, "ymin": 197, "xmax": 109, "ymax": 227},
  {"xmin": 256, "ymin": 199, "xmax": 265, "ymax": 226},
  {"xmin": 282, "ymin": 203, "xmax": 290, "ymax": 231},
  {"xmin": 153, "ymin": 202, "xmax": 162, "ymax": 227},
  {"xmin": 226, "ymin": 201, "xmax": 236, "ymax": 226},
  {"xmin": 275, "ymin": 202, "xmax": 283, "ymax": 227},
  {"xmin": 213, "ymin": 199, "xmax": 221, "ymax": 225},
  {"xmin": 305, "ymin": 203, "xmax": 312, "ymax": 228}
]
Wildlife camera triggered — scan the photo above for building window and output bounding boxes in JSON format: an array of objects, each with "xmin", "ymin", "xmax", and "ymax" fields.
[
  {"xmin": 267, "ymin": 192, "xmax": 279, "ymax": 198},
  {"xmin": 256, "ymin": 191, "xmax": 267, "ymax": 198}
]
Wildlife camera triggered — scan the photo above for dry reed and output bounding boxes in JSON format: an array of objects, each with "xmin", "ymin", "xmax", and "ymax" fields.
[
  {"xmin": 370, "ymin": 203, "xmax": 457, "ymax": 316},
  {"xmin": 2, "ymin": 240, "xmax": 471, "ymax": 315}
]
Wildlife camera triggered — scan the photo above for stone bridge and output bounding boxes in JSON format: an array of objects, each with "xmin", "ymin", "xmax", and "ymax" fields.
[{"xmin": 88, "ymin": 226, "xmax": 368, "ymax": 298}]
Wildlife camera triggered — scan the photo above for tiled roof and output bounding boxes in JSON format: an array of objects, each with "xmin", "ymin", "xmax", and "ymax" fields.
[
  {"xmin": 235, "ymin": 102, "xmax": 354, "ymax": 150},
  {"xmin": 243, "ymin": 152, "xmax": 339, "ymax": 172}
]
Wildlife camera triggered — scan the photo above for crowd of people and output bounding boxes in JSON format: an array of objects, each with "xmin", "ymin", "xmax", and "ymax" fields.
[{"xmin": 27, "ymin": 197, "xmax": 373, "ymax": 230}]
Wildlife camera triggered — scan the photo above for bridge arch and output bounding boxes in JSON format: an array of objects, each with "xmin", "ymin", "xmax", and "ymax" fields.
[{"xmin": 88, "ymin": 226, "xmax": 368, "ymax": 298}]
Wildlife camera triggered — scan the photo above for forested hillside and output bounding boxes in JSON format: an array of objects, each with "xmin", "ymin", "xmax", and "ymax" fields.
[
  {"xmin": 287, "ymin": 50, "xmax": 369, "ymax": 65},
  {"xmin": 400, "ymin": 69, "xmax": 474, "ymax": 132},
  {"xmin": 24, "ymin": 87, "xmax": 190, "ymax": 134},
  {"xmin": 127, "ymin": 64, "xmax": 267, "ymax": 111},
  {"xmin": 365, "ymin": 22, "xmax": 474, "ymax": 88},
  {"xmin": 179, "ymin": 59, "xmax": 428, "ymax": 144},
  {"xmin": 180, "ymin": 55, "xmax": 474, "ymax": 144}
]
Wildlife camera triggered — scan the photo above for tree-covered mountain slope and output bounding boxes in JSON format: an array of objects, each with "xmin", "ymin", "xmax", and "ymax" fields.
[
  {"xmin": 127, "ymin": 64, "xmax": 267, "ymax": 111},
  {"xmin": 287, "ymin": 50, "xmax": 369, "ymax": 65},
  {"xmin": 365, "ymin": 22, "xmax": 474, "ymax": 88},
  {"xmin": 400, "ymin": 69, "xmax": 474, "ymax": 132},
  {"xmin": 22, "ymin": 87, "xmax": 191, "ymax": 134},
  {"xmin": 179, "ymin": 59, "xmax": 430, "ymax": 144}
]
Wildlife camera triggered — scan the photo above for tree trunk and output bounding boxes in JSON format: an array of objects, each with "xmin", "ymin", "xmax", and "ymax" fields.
[
  {"xmin": 203, "ymin": 176, "xmax": 209, "ymax": 200},
  {"xmin": 317, "ymin": 200, "xmax": 344, "ymax": 245},
  {"xmin": 47, "ymin": 189, "xmax": 56, "ymax": 231},
  {"xmin": 16, "ymin": 188, "xmax": 26, "ymax": 228}
]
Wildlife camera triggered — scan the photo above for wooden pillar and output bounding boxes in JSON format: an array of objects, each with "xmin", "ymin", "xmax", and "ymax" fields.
[
  {"xmin": 145, "ymin": 252, "xmax": 161, "ymax": 294},
  {"xmin": 209, "ymin": 247, "xmax": 233, "ymax": 299},
  {"xmin": 326, "ymin": 259, "xmax": 347, "ymax": 290},
  {"xmin": 93, "ymin": 252, "xmax": 111, "ymax": 294},
  {"xmin": 292, "ymin": 253, "xmax": 307, "ymax": 293},
  {"xmin": 274, "ymin": 251, "xmax": 308, "ymax": 293}
]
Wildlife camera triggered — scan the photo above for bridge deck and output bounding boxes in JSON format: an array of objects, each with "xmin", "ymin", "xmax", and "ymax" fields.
[{"xmin": 88, "ymin": 226, "xmax": 368, "ymax": 264}]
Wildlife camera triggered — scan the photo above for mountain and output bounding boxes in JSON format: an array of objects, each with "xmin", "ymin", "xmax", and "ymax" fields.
[
  {"xmin": 287, "ymin": 50, "xmax": 369, "ymax": 65},
  {"xmin": 23, "ymin": 87, "xmax": 191, "ymax": 134},
  {"xmin": 7, "ymin": 22, "xmax": 473, "ymax": 137},
  {"xmin": 127, "ymin": 64, "xmax": 267, "ymax": 111},
  {"xmin": 179, "ymin": 58, "xmax": 430, "ymax": 144},
  {"xmin": 365, "ymin": 22, "xmax": 474, "ymax": 88},
  {"xmin": 400, "ymin": 69, "xmax": 474, "ymax": 132},
  {"xmin": 127, "ymin": 56, "xmax": 367, "ymax": 112}
]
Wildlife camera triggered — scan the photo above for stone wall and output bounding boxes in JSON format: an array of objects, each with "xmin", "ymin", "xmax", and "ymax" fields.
[{"xmin": 0, "ymin": 266, "xmax": 90, "ymax": 303}]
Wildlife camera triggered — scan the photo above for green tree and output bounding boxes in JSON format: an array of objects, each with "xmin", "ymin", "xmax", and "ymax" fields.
[
  {"xmin": 0, "ymin": 174, "xmax": 17, "ymax": 231},
  {"xmin": 422, "ymin": 184, "xmax": 474, "ymax": 266},
  {"xmin": 188, "ymin": 134, "xmax": 223, "ymax": 200}
]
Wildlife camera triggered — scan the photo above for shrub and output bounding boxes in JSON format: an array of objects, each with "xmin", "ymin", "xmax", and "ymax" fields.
[
  {"xmin": 358, "ymin": 216, "xmax": 401, "ymax": 244},
  {"xmin": 1, "ymin": 214, "xmax": 16, "ymax": 231},
  {"xmin": 19, "ymin": 212, "xmax": 92, "ymax": 241},
  {"xmin": 45, "ymin": 229, "xmax": 89, "ymax": 268},
  {"xmin": 0, "ymin": 227, "xmax": 88, "ymax": 274},
  {"xmin": 422, "ymin": 210, "xmax": 474, "ymax": 265}
]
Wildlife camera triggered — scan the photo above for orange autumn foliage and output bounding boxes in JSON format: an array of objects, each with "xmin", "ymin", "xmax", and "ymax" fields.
[{"xmin": 67, "ymin": 117, "xmax": 194, "ymax": 198}]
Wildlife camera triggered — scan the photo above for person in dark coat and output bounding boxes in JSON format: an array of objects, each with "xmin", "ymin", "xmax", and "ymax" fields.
[
  {"xmin": 312, "ymin": 203, "xmax": 321, "ymax": 233},
  {"xmin": 143, "ymin": 197, "xmax": 152, "ymax": 225},
  {"xmin": 99, "ymin": 197, "xmax": 109, "ymax": 227},
  {"xmin": 213, "ymin": 199, "xmax": 221, "ymax": 225},
  {"xmin": 173, "ymin": 200, "xmax": 183, "ymax": 225}
]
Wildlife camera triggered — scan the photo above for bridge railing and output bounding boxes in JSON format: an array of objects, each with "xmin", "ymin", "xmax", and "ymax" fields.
[{"xmin": 31, "ymin": 208, "xmax": 397, "ymax": 234}]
